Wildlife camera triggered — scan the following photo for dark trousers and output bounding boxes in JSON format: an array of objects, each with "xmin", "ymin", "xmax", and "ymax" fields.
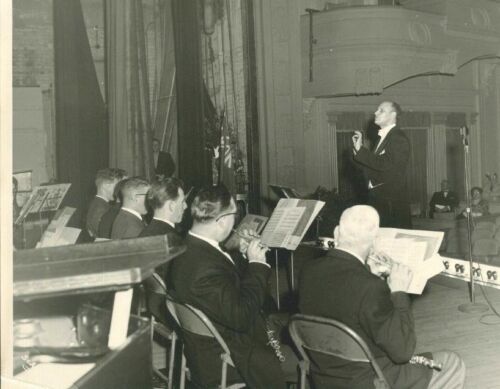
[{"xmin": 368, "ymin": 191, "xmax": 412, "ymax": 229}]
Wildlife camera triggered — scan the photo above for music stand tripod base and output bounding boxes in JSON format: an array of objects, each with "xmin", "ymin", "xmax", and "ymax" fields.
[{"xmin": 458, "ymin": 302, "xmax": 489, "ymax": 314}]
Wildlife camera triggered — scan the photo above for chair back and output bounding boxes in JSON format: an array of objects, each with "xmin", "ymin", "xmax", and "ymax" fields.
[
  {"xmin": 143, "ymin": 272, "xmax": 167, "ymax": 295},
  {"xmin": 165, "ymin": 296, "xmax": 231, "ymax": 356},
  {"xmin": 289, "ymin": 314, "xmax": 389, "ymax": 387}
]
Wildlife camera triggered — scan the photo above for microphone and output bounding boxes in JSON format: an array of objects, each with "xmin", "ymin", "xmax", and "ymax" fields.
[{"xmin": 460, "ymin": 126, "xmax": 469, "ymax": 146}]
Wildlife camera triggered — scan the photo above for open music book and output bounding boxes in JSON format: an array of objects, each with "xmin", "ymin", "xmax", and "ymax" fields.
[
  {"xmin": 260, "ymin": 198, "xmax": 325, "ymax": 250},
  {"xmin": 374, "ymin": 228, "xmax": 445, "ymax": 294}
]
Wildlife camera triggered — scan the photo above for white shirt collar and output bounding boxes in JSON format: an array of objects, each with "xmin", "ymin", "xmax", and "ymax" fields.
[
  {"xmin": 153, "ymin": 216, "xmax": 175, "ymax": 229},
  {"xmin": 189, "ymin": 231, "xmax": 234, "ymax": 265},
  {"xmin": 335, "ymin": 247, "xmax": 366, "ymax": 265},
  {"xmin": 121, "ymin": 207, "xmax": 143, "ymax": 221},
  {"xmin": 96, "ymin": 195, "xmax": 108, "ymax": 202},
  {"xmin": 377, "ymin": 123, "xmax": 396, "ymax": 141}
]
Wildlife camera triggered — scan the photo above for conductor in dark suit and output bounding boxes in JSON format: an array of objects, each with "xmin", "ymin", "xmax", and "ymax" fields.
[
  {"xmin": 140, "ymin": 177, "xmax": 186, "ymax": 238},
  {"xmin": 153, "ymin": 138, "xmax": 176, "ymax": 178},
  {"xmin": 352, "ymin": 101, "xmax": 411, "ymax": 228},
  {"xmin": 168, "ymin": 185, "xmax": 293, "ymax": 389},
  {"xmin": 111, "ymin": 177, "xmax": 150, "ymax": 239},
  {"xmin": 299, "ymin": 205, "xmax": 465, "ymax": 389}
]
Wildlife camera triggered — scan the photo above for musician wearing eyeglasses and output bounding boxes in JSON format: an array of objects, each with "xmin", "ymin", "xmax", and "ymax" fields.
[
  {"xmin": 168, "ymin": 184, "xmax": 296, "ymax": 389},
  {"xmin": 110, "ymin": 177, "xmax": 150, "ymax": 239}
]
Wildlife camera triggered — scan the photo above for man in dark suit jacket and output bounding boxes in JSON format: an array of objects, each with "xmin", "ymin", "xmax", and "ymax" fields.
[
  {"xmin": 429, "ymin": 179, "xmax": 459, "ymax": 218},
  {"xmin": 299, "ymin": 205, "xmax": 465, "ymax": 389},
  {"xmin": 168, "ymin": 185, "xmax": 292, "ymax": 389},
  {"xmin": 153, "ymin": 138, "xmax": 176, "ymax": 178},
  {"xmin": 111, "ymin": 177, "xmax": 150, "ymax": 239},
  {"xmin": 139, "ymin": 177, "xmax": 186, "ymax": 238},
  {"xmin": 86, "ymin": 168, "xmax": 126, "ymax": 238},
  {"xmin": 353, "ymin": 101, "xmax": 411, "ymax": 228}
]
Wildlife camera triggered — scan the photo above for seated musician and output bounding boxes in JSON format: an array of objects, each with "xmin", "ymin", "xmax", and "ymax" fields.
[
  {"xmin": 139, "ymin": 177, "xmax": 186, "ymax": 238},
  {"xmin": 168, "ymin": 185, "xmax": 297, "ymax": 389},
  {"xmin": 298, "ymin": 205, "xmax": 465, "ymax": 389},
  {"xmin": 429, "ymin": 179, "xmax": 458, "ymax": 218},
  {"xmin": 86, "ymin": 168, "xmax": 126, "ymax": 238},
  {"xmin": 110, "ymin": 177, "xmax": 150, "ymax": 239}
]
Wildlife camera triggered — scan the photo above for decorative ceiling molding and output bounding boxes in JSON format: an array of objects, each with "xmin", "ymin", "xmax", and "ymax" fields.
[{"xmin": 302, "ymin": 0, "xmax": 500, "ymax": 97}]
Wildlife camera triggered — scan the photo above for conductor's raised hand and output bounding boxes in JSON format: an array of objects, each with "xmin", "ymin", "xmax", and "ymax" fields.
[
  {"xmin": 246, "ymin": 239, "xmax": 269, "ymax": 264},
  {"xmin": 352, "ymin": 130, "xmax": 363, "ymax": 151}
]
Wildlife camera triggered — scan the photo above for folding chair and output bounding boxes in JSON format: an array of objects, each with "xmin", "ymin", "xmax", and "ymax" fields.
[
  {"xmin": 289, "ymin": 314, "xmax": 390, "ymax": 389},
  {"xmin": 143, "ymin": 273, "xmax": 178, "ymax": 389},
  {"xmin": 165, "ymin": 296, "xmax": 245, "ymax": 389}
]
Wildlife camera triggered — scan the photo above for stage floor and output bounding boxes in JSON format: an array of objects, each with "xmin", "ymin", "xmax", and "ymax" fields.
[{"xmin": 413, "ymin": 280, "xmax": 500, "ymax": 389}]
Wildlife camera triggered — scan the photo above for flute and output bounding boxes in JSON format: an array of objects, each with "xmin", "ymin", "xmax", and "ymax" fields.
[{"xmin": 232, "ymin": 229, "xmax": 268, "ymax": 249}]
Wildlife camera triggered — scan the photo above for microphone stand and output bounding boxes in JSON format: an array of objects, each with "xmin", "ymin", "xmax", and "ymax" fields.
[{"xmin": 458, "ymin": 126, "xmax": 488, "ymax": 313}]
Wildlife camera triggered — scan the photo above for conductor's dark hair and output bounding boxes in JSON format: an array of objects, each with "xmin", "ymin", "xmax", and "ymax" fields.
[
  {"xmin": 147, "ymin": 177, "xmax": 184, "ymax": 210},
  {"xmin": 388, "ymin": 101, "xmax": 402, "ymax": 117},
  {"xmin": 191, "ymin": 184, "xmax": 232, "ymax": 223}
]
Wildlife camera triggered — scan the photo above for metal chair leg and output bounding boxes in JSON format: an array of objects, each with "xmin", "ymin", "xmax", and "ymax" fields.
[
  {"xmin": 180, "ymin": 351, "xmax": 187, "ymax": 389},
  {"xmin": 167, "ymin": 332, "xmax": 177, "ymax": 389},
  {"xmin": 275, "ymin": 249, "xmax": 280, "ymax": 310}
]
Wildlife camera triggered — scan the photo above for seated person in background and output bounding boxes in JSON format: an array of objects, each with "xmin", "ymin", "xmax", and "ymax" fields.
[
  {"xmin": 153, "ymin": 137, "xmax": 176, "ymax": 179},
  {"xmin": 299, "ymin": 205, "xmax": 465, "ymax": 389},
  {"xmin": 461, "ymin": 186, "xmax": 489, "ymax": 218},
  {"xmin": 429, "ymin": 179, "xmax": 458, "ymax": 218},
  {"xmin": 140, "ymin": 177, "xmax": 186, "ymax": 239},
  {"xmin": 111, "ymin": 177, "xmax": 150, "ymax": 239},
  {"xmin": 168, "ymin": 185, "xmax": 296, "ymax": 389},
  {"xmin": 86, "ymin": 168, "xmax": 126, "ymax": 238}
]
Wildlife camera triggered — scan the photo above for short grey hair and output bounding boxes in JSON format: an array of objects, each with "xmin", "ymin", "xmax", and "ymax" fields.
[{"xmin": 337, "ymin": 205, "xmax": 380, "ymax": 248}]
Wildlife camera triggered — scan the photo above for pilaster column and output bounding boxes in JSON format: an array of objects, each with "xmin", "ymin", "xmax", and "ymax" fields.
[
  {"xmin": 327, "ymin": 111, "xmax": 340, "ymax": 190},
  {"xmin": 428, "ymin": 112, "xmax": 448, "ymax": 195}
]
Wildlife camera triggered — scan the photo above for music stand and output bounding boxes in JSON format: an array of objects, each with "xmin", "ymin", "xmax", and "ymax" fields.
[{"xmin": 14, "ymin": 184, "xmax": 71, "ymax": 248}]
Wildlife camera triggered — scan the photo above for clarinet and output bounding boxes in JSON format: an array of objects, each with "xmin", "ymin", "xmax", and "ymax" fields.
[
  {"xmin": 265, "ymin": 320, "xmax": 286, "ymax": 362},
  {"xmin": 409, "ymin": 355, "xmax": 443, "ymax": 371}
]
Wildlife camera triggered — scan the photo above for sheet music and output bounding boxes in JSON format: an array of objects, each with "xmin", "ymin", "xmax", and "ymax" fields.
[
  {"xmin": 261, "ymin": 198, "xmax": 325, "ymax": 250},
  {"xmin": 374, "ymin": 228, "xmax": 445, "ymax": 294}
]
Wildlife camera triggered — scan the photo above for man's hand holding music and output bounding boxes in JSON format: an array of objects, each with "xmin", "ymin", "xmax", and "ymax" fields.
[{"xmin": 388, "ymin": 262, "xmax": 413, "ymax": 293}]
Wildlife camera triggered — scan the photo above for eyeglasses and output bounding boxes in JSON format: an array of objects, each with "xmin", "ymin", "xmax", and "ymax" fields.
[{"xmin": 215, "ymin": 211, "xmax": 238, "ymax": 222}]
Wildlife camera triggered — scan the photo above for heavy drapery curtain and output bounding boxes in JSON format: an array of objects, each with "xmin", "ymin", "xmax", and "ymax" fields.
[
  {"xmin": 105, "ymin": 0, "xmax": 154, "ymax": 179},
  {"xmin": 53, "ymin": 0, "xmax": 107, "ymax": 224},
  {"xmin": 172, "ymin": 0, "xmax": 212, "ymax": 188},
  {"xmin": 150, "ymin": 0, "xmax": 177, "ymax": 156}
]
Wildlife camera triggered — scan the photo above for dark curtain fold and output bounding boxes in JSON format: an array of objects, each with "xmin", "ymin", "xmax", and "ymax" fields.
[
  {"xmin": 403, "ymin": 129, "xmax": 428, "ymax": 211},
  {"xmin": 53, "ymin": 0, "xmax": 108, "ymax": 225},
  {"xmin": 172, "ymin": 0, "xmax": 211, "ymax": 188},
  {"xmin": 106, "ymin": 0, "xmax": 154, "ymax": 179}
]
